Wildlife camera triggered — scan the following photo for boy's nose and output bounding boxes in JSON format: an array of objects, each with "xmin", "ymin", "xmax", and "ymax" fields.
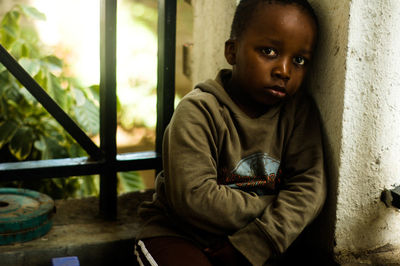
[{"xmin": 272, "ymin": 58, "xmax": 291, "ymax": 81}]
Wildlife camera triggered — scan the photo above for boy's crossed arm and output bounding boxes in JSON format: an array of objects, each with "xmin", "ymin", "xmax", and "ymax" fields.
[
  {"xmin": 229, "ymin": 98, "xmax": 327, "ymax": 265},
  {"xmin": 162, "ymin": 97, "xmax": 275, "ymax": 234}
]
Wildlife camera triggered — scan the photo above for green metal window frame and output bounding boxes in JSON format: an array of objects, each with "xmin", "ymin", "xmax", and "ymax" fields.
[{"xmin": 0, "ymin": 0, "xmax": 176, "ymax": 220}]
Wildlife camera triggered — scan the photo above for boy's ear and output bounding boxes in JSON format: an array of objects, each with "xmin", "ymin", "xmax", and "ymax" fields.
[{"xmin": 225, "ymin": 39, "xmax": 236, "ymax": 65}]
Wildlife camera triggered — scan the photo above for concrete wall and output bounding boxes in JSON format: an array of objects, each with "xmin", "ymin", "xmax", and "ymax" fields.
[
  {"xmin": 191, "ymin": 0, "xmax": 237, "ymax": 85},
  {"xmin": 333, "ymin": 0, "xmax": 400, "ymax": 263},
  {"xmin": 306, "ymin": 0, "xmax": 350, "ymax": 259},
  {"xmin": 192, "ymin": 0, "xmax": 400, "ymax": 264}
]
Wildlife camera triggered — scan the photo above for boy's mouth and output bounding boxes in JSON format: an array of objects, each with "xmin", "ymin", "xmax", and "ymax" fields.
[{"xmin": 264, "ymin": 86, "xmax": 287, "ymax": 98}]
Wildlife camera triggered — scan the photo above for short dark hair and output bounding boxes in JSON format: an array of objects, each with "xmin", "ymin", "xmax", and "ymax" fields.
[{"xmin": 230, "ymin": 0, "xmax": 318, "ymax": 39}]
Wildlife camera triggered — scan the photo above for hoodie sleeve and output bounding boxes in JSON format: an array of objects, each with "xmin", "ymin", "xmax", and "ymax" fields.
[
  {"xmin": 228, "ymin": 96, "xmax": 327, "ymax": 266},
  {"xmin": 162, "ymin": 94, "xmax": 275, "ymax": 235}
]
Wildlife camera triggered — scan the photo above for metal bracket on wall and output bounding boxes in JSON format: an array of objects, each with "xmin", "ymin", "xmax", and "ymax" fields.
[
  {"xmin": 183, "ymin": 43, "xmax": 193, "ymax": 79},
  {"xmin": 381, "ymin": 186, "xmax": 400, "ymax": 209}
]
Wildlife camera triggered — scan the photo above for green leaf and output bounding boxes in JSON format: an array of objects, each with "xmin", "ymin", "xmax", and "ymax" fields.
[
  {"xmin": 78, "ymin": 85, "xmax": 100, "ymax": 106},
  {"xmin": 0, "ymin": 63, "xmax": 6, "ymax": 73},
  {"xmin": 64, "ymin": 177, "xmax": 80, "ymax": 198},
  {"xmin": 23, "ymin": 113, "xmax": 40, "ymax": 125},
  {"xmin": 1, "ymin": 11, "xmax": 20, "ymax": 47},
  {"xmin": 46, "ymin": 73, "xmax": 67, "ymax": 108},
  {"xmin": 89, "ymin": 84, "xmax": 100, "ymax": 93},
  {"xmin": 41, "ymin": 117, "xmax": 61, "ymax": 132},
  {"xmin": 8, "ymin": 10, "xmax": 21, "ymax": 22},
  {"xmin": 74, "ymin": 99, "xmax": 99, "ymax": 135},
  {"xmin": 34, "ymin": 69, "xmax": 47, "ymax": 88},
  {"xmin": 1, "ymin": 11, "xmax": 20, "ymax": 28},
  {"xmin": 9, "ymin": 39, "xmax": 25, "ymax": 58},
  {"xmin": 18, "ymin": 5, "xmax": 46, "ymax": 21},
  {"xmin": 0, "ymin": 79, "xmax": 10, "ymax": 96},
  {"xmin": 19, "ymin": 58, "xmax": 40, "ymax": 77},
  {"xmin": 42, "ymin": 55, "xmax": 63, "ymax": 74},
  {"xmin": 118, "ymin": 171, "xmax": 145, "ymax": 193},
  {"xmin": 9, "ymin": 126, "xmax": 34, "ymax": 160},
  {"xmin": 37, "ymin": 137, "xmax": 50, "ymax": 159},
  {"xmin": 72, "ymin": 87, "xmax": 86, "ymax": 106},
  {"xmin": 38, "ymin": 135, "xmax": 69, "ymax": 160},
  {"xmin": 0, "ymin": 120, "xmax": 19, "ymax": 149},
  {"xmin": 2, "ymin": 24, "xmax": 18, "ymax": 39},
  {"xmin": 20, "ymin": 43, "xmax": 30, "ymax": 57},
  {"xmin": 80, "ymin": 175, "xmax": 98, "ymax": 197},
  {"xmin": 69, "ymin": 142, "xmax": 85, "ymax": 157},
  {"xmin": 19, "ymin": 87, "xmax": 37, "ymax": 104},
  {"xmin": 19, "ymin": 28, "xmax": 40, "ymax": 55},
  {"xmin": 34, "ymin": 136, "xmax": 46, "ymax": 151},
  {"xmin": 4, "ymin": 86, "xmax": 22, "ymax": 104}
]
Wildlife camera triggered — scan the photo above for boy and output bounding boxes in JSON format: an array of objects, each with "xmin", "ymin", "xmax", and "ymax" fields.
[{"xmin": 135, "ymin": 0, "xmax": 326, "ymax": 265}]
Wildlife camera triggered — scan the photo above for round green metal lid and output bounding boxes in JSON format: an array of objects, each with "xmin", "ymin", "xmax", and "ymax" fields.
[{"xmin": 0, "ymin": 188, "xmax": 55, "ymax": 245}]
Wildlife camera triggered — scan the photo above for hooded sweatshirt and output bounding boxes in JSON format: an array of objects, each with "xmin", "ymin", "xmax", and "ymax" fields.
[{"xmin": 137, "ymin": 69, "xmax": 326, "ymax": 266}]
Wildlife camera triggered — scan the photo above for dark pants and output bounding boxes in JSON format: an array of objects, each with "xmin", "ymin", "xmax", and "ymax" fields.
[{"xmin": 134, "ymin": 237, "xmax": 250, "ymax": 266}]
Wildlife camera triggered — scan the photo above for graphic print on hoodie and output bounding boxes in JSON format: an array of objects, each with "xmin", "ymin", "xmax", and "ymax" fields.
[{"xmin": 219, "ymin": 152, "xmax": 282, "ymax": 196}]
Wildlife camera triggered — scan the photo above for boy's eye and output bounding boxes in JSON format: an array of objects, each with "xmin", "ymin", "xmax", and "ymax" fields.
[
  {"xmin": 261, "ymin": 48, "xmax": 277, "ymax": 57},
  {"xmin": 293, "ymin": 56, "xmax": 307, "ymax": 66}
]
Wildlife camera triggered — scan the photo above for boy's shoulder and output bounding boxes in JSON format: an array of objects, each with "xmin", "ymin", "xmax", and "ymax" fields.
[
  {"xmin": 178, "ymin": 76, "xmax": 229, "ymax": 110},
  {"xmin": 172, "ymin": 86, "xmax": 223, "ymax": 121},
  {"xmin": 178, "ymin": 87, "xmax": 219, "ymax": 108}
]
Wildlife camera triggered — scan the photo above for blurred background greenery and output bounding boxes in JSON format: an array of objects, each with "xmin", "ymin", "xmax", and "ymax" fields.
[{"xmin": 0, "ymin": 0, "xmax": 193, "ymax": 199}]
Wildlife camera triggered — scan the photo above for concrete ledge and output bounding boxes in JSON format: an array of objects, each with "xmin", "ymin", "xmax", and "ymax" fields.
[
  {"xmin": 0, "ymin": 190, "xmax": 154, "ymax": 266},
  {"xmin": 336, "ymin": 244, "xmax": 400, "ymax": 266}
]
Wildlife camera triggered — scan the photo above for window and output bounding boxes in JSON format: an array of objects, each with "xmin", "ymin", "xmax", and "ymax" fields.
[{"xmin": 0, "ymin": 0, "xmax": 177, "ymax": 219}]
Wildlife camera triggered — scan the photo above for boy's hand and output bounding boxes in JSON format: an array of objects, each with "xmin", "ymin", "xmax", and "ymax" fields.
[{"xmin": 204, "ymin": 240, "xmax": 250, "ymax": 266}]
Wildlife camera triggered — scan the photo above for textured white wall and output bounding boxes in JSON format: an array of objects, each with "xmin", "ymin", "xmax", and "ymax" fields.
[
  {"xmin": 335, "ymin": 0, "xmax": 400, "ymax": 259},
  {"xmin": 309, "ymin": 0, "xmax": 400, "ymax": 262}
]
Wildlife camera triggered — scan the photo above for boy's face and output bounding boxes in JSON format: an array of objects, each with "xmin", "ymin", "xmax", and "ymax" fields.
[{"xmin": 225, "ymin": 3, "xmax": 317, "ymax": 110}]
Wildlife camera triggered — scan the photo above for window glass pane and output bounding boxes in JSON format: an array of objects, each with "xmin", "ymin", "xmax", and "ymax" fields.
[
  {"xmin": 116, "ymin": 0, "xmax": 157, "ymax": 154},
  {"xmin": 115, "ymin": 0, "xmax": 158, "ymax": 192},
  {"xmin": 115, "ymin": 0, "xmax": 193, "ymax": 192},
  {"xmin": 34, "ymin": 0, "xmax": 100, "ymax": 87},
  {"xmin": 0, "ymin": 0, "xmax": 100, "ymax": 162},
  {"xmin": 0, "ymin": 0, "xmax": 101, "ymax": 198},
  {"xmin": 0, "ymin": 0, "xmax": 194, "ymax": 196}
]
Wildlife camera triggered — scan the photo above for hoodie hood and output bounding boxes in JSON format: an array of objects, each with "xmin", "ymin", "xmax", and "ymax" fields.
[
  {"xmin": 195, "ymin": 69, "xmax": 283, "ymax": 120},
  {"xmin": 195, "ymin": 69, "xmax": 236, "ymax": 112}
]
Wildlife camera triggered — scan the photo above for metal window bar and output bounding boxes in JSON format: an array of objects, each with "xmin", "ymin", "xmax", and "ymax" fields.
[{"xmin": 0, "ymin": 0, "xmax": 176, "ymax": 220}]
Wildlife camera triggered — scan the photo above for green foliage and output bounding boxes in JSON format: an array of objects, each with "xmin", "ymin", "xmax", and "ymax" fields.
[
  {"xmin": 128, "ymin": 0, "xmax": 158, "ymax": 34},
  {"xmin": 118, "ymin": 171, "xmax": 145, "ymax": 193},
  {"xmin": 0, "ymin": 5, "xmax": 99, "ymax": 162},
  {"xmin": 0, "ymin": 5, "xmax": 145, "ymax": 198},
  {"xmin": 0, "ymin": 5, "xmax": 98, "ymax": 198}
]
